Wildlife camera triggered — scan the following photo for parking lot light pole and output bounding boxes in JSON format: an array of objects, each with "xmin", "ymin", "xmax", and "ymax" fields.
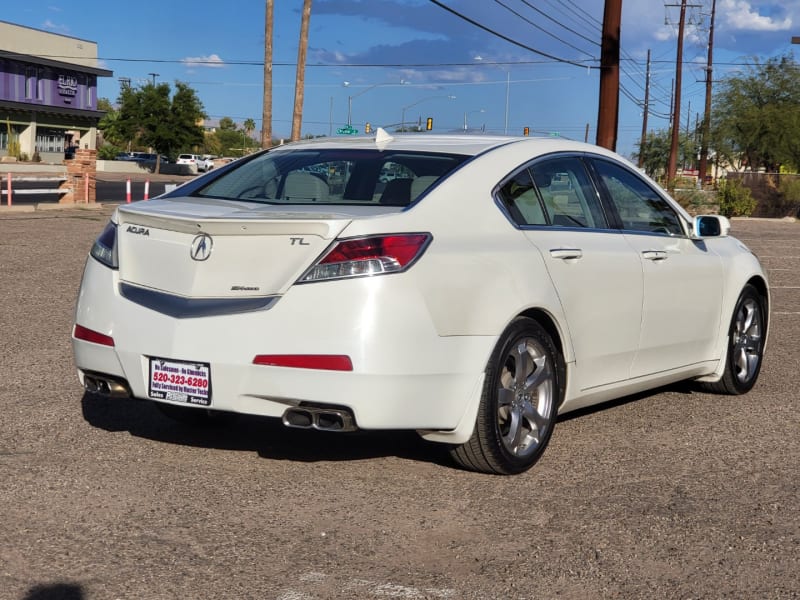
[
  {"xmin": 401, "ymin": 95, "xmax": 455, "ymax": 132},
  {"xmin": 344, "ymin": 81, "xmax": 400, "ymax": 127},
  {"xmin": 475, "ymin": 56, "xmax": 510, "ymax": 134}
]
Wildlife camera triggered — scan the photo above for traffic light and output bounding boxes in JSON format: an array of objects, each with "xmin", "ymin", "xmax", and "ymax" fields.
[
  {"xmin": 523, "ymin": 127, "xmax": 530, "ymax": 136},
  {"xmin": 365, "ymin": 122, "xmax": 371, "ymax": 133},
  {"xmin": 426, "ymin": 117, "xmax": 433, "ymax": 131}
]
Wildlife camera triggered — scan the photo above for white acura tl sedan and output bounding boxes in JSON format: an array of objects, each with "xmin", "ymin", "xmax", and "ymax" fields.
[{"xmin": 73, "ymin": 131, "xmax": 769, "ymax": 474}]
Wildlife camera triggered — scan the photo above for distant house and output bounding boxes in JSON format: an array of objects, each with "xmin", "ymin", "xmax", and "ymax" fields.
[{"xmin": 0, "ymin": 20, "xmax": 113, "ymax": 163}]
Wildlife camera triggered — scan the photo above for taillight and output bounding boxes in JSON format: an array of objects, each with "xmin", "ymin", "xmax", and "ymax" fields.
[
  {"xmin": 90, "ymin": 221, "xmax": 118, "ymax": 268},
  {"xmin": 73, "ymin": 324, "xmax": 115, "ymax": 347},
  {"xmin": 300, "ymin": 233, "xmax": 431, "ymax": 282}
]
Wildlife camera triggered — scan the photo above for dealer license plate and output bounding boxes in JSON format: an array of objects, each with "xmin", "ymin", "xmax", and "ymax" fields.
[{"xmin": 148, "ymin": 357, "xmax": 212, "ymax": 406}]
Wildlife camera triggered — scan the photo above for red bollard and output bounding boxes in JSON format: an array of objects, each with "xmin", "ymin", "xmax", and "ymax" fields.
[
  {"xmin": 144, "ymin": 179, "xmax": 150, "ymax": 201},
  {"xmin": 6, "ymin": 172, "xmax": 11, "ymax": 206},
  {"xmin": 84, "ymin": 173, "xmax": 89, "ymax": 203},
  {"xmin": 126, "ymin": 178, "xmax": 131, "ymax": 203}
]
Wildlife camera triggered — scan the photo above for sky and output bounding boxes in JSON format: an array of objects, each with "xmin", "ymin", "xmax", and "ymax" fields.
[{"xmin": 4, "ymin": 0, "xmax": 799, "ymax": 157}]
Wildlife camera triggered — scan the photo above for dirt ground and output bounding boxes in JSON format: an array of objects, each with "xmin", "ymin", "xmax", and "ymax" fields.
[{"xmin": 0, "ymin": 209, "xmax": 797, "ymax": 599}]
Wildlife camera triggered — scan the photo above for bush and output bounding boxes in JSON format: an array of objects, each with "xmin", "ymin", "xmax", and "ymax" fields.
[
  {"xmin": 776, "ymin": 177, "xmax": 800, "ymax": 217},
  {"xmin": 778, "ymin": 177, "xmax": 800, "ymax": 201},
  {"xmin": 718, "ymin": 178, "xmax": 757, "ymax": 217},
  {"xmin": 673, "ymin": 188, "xmax": 719, "ymax": 216},
  {"xmin": 97, "ymin": 144, "xmax": 123, "ymax": 160}
]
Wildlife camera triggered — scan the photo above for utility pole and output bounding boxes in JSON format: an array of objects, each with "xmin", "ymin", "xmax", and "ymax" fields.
[
  {"xmin": 667, "ymin": 0, "xmax": 688, "ymax": 186},
  {"xmin": 638, "ymin": 49, "xmax": 651, "ymax": 168},
  {"xmin": 596, "ymin": 0, "xmax": 622, "ymax": 151},
  {"xmin": 698, "ymin": 0, "xmax": 716, "ymax": 186},
  {"xmin": 261, "ymin": 0, "xmax": 274, "ymax": 149},
  {"xmin": 291, "ymin": 0, "xmax": 312, "ymax": 142}
]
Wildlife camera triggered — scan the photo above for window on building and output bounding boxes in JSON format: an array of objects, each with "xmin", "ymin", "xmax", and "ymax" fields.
[
  {"xmin": 35, "ymin": 128, "xmax": 67, "ymax": 153},
  {"xmin": 25, "ymin": 67, "xmax": 43, "ymax": 100},
  {"xmin": 25, "ymin": 67, "xmax": 36, "ymax": 98}
]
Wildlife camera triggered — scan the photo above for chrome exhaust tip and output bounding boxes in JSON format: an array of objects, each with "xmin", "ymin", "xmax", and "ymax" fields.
[
  {"xmin": 282, "ymin": 406, "xmax": 357, "ymax": 432},
  {"xmin": 282, "ymin": 408, "xmax": 314, "ymax": 429},
  {"xmin": 83, "ymin": 373, "xmax": 131, "ymax": 398}
]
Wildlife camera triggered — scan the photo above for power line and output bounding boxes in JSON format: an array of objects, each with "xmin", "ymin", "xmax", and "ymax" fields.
[
  {"xmin": 519, "ymin": 0, "xmax": 600, "ymax": 47},
  {"xmin": 427, "ymin": 0, "xmax": 599, "ymax": 69},
  {"xmin": 491, "ymin": 0, "xmax": 596, "ymax": 56}
]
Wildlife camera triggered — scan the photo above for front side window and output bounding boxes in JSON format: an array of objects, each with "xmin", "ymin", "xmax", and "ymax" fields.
[
  {"xmin": 196, "ymin": 149, "xmax": 468, "ymax": 206},
  {"xmin": 592, "ymin": 159, "xmax": 684, "ymax": 236}
]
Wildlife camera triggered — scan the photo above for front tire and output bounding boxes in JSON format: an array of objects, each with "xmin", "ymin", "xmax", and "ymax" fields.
[
  {"xmin": 450, "ymin": 317, "xmax": 564, "ymax": 475},
  {"xmin": 705, "ymin": 283, "xmax": 767, "ymax": 395}
]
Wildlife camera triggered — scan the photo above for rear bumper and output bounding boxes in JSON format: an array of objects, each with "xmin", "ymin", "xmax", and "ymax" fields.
[{"xmin": 73, "ymin": 258, "xmax": 492, "ymax": 433}]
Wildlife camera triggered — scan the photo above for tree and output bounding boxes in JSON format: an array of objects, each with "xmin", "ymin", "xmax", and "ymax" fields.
[
  {"xmin": 97, "ymin": 98, "xmax": 127, "ymax": 150},
  {"xmin": 710, "ymin": 53, "xmax": 800, "ymax": 172},
  {"xmin": 291, "ymin": 0, "xmax": 312, "ymax": 141},
  {"xmin": 115, "ymin": 81, "xmax": 206, "ymax": 173},
  {"xmin": 635, "ymin": 128, "xmax": 696, "ymax": 181},
  {"xmin": 244, "ymin": 118, "xmax": 256, "ymax": 142},
  {"xmin": 242, "ymin": 118, "xmax": 257, "ymax": 156}
]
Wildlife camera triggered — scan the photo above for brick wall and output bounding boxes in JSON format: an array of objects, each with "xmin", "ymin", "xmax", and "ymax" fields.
[{"xmin": 60, "ymin": 148, "xmax": 96, "ymax": 203}]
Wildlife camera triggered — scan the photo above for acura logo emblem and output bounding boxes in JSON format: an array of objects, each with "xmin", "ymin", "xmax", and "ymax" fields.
[{"xmin": 190, "ymin": 233, "xmax": 213, "ymax": 261}]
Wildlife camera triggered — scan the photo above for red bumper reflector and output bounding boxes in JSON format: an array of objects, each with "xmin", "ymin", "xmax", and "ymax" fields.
[
  {"xmin": 73, "ymin": 324, "xmax": 115, "ymax": 347},
  {"xmin": 252, "ymin": 354, "xmax": 353, "ymax": 371}
]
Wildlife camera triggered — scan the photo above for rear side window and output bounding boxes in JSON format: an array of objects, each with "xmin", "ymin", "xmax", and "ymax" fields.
[
  {"xmin": 499, "ymin": 156, "xmax": 607, "ymax": 228},
  {"xmin": 195, "ymin": 149, "xmax": 468, "ymax": 205},
  {"xmin": 592, "ymin": 159, "xmax": 683, "ymax": 235},
  {"xmin": 497, "ymin": 169, "xmax": 547, "ymax": 225}
]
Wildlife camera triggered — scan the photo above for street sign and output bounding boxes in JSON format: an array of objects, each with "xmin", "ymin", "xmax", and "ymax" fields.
[{"xmin": 336, "ymin": 125, "xmax": 359, "ymax": 135}]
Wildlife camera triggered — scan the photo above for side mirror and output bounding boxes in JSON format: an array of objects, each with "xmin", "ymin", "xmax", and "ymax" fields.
[{"xmin": 693, "ymin": 215, "xmax": 731, "ymax": 238}]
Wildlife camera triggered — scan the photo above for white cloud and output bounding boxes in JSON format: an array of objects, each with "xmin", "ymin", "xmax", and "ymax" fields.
[
  {"xmin": 719, "ymin": 0, "xmax": 792, "ymax": 32},
  {"xmin": 41, "ymin": 19, "xmax": 69, "ymax": 33},
  {"xmin": 182, "ymin": 54, "xmax": 226, "ymax": 68}
]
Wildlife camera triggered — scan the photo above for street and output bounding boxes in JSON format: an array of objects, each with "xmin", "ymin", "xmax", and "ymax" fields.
[
  {"xmin": 1, "ymin": 172, "xmax": 196, "ymax": 206},
  {"xmin": 0, "ymin": 210, "xmax": 798, "ymax": 599}
]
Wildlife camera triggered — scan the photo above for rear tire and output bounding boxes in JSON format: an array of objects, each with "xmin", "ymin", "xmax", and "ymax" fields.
[
  {"xmin": 704, "ymin": 283, "xmax": 767, "ymax": 395},
  {"xmin": 450, "ymin": 317, "xmax": 564, "ymax": 475}
]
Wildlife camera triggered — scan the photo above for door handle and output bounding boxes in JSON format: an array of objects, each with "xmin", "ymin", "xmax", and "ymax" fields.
[
  {"xmin": 642, "ymin": 250, "xmax": 668, "ymax": 261},
  {"xmin": 550, "ymin": 248, "xmax": 583, "ymax": 260}
]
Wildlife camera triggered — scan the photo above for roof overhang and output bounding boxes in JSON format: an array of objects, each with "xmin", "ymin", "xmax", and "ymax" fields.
[
  {"xmin": 0, "ymin": 99, "xmax": 106, "ymax": 121},
  {"xmin": 0, "ymin": 49, "xmax": 113, "ymax": 77}
]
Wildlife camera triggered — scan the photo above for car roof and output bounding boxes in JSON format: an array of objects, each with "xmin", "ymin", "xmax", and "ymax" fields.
[{"xmin": 268, "ymin": 130, "xmax": 624, "ymax": 161}]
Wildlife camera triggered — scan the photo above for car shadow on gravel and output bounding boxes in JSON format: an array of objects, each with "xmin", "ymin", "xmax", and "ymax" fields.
[
  {"xmin": 80, "ymin": 392, "xmax": 453, "ymax": 468},
  {"xmin": 556, "ymin": 380, "xmax": 700, "ymax": 423}
]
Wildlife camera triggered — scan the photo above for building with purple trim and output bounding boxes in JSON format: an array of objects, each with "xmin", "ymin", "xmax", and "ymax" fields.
[{"xmin": 0, "ymin": 21, "xmax": 112, "ymax": 163}]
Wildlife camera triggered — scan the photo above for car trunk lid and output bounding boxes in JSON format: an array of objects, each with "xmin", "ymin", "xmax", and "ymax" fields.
[{"xmin": 116, "ymin": 200, "xmax": 353, "ymax": 297}]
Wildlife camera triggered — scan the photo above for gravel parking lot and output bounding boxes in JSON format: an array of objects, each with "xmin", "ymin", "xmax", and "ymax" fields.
[{"xmin": 0, "ymin": 207, "xmax": 798, "ymax": 599}]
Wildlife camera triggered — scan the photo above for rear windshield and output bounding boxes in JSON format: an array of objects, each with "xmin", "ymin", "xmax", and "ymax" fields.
[{"xmin": 195, "ymin": 148, "xmax": 469, "ymax": 206}]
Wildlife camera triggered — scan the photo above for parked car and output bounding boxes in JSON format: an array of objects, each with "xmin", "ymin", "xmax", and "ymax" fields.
[
  {"xmin": 129, "ymin": 152, "xmax": 168, "ymax": 164},
  {"xmin": 72, "ymin": 132, "xmax": 769, "ymax": 475},
  {"xmin": 176, "ymin": 153, "xmax": 198, "ymax": 171},
  {"xmin": 177, "ymin": 154, "xmax": 211, "ymax": 172}
]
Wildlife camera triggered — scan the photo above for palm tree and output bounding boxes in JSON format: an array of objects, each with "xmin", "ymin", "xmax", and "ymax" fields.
[
  {"xmin": 291, "ymin": 0, "xmax": 312, "ymax": 141},
  {"xmin": 243, "ymin": 118, "xmax": 256, "ymax": 154}
]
